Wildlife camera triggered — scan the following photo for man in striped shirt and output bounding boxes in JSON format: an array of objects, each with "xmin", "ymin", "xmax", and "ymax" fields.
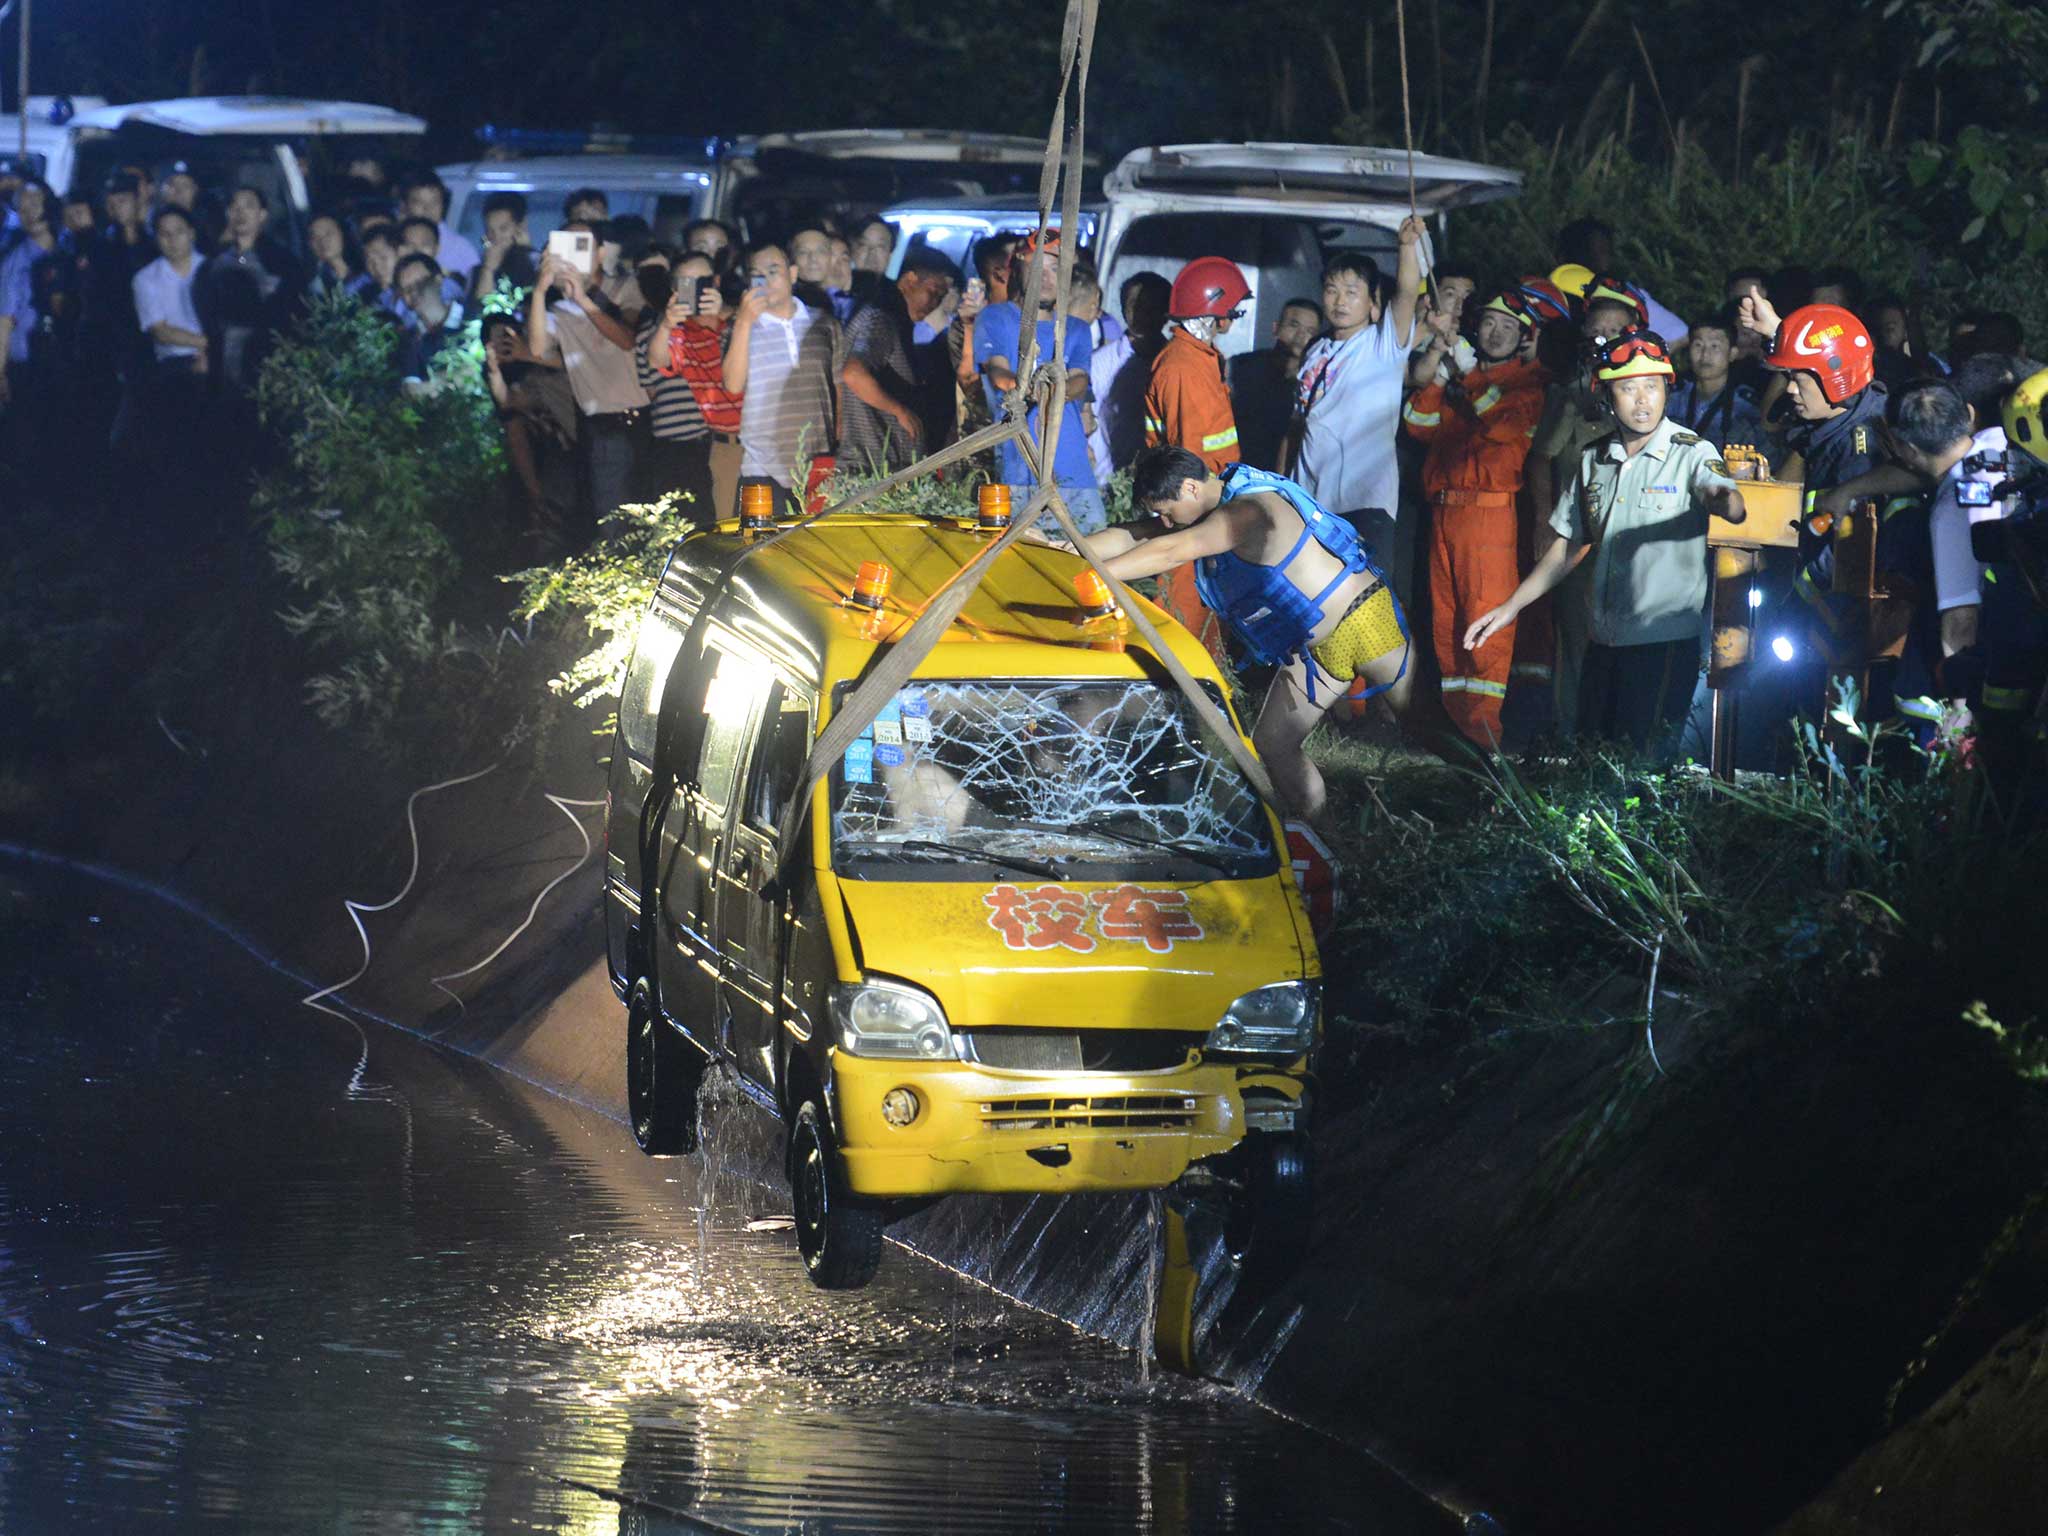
[{"xmin": 722, "ymin": 242, "xmax": 846, "ymax": 518}]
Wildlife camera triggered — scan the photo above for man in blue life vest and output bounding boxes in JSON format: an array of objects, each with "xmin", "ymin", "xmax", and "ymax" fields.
[{"xmin": 1073, "ymin": 444, "xmax": 1470, "ymax": 821}]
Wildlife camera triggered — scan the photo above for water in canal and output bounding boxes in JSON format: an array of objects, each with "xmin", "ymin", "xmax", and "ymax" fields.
[{"xmin": 0, "ymin": 858, "xmax": 1448, "ymax": 1533}]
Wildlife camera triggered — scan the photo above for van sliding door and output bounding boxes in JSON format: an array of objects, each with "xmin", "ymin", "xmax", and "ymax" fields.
[
  {"xmin": 718, "ymin": 685, "xmax": 815, "ymax": 1096},
  {"xmin": 653, "ymin": 642, "xmax": 771, "ymax": 1054}
]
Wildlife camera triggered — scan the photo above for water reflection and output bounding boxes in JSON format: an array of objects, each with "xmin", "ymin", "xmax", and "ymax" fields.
[{"xmin": 0, "ymin": 863, "xmax": 1444, "ymax": 1533}]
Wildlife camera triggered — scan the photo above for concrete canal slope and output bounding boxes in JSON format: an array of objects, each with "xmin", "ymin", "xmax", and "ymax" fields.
[{"xmin": 7, "ymin": 671, "xmax": 2046, "ymax": 1536}]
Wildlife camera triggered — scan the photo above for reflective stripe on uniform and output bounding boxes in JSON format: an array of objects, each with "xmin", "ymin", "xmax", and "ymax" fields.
[
  {"xmin": 1144, "ymin": 416, "xmax": 1165, "ymax": 435},
  {"xmin": 1201, "ymin": 425, "xmax": 1240, "ymax": 452},
  {"xmin": 1512, "ymin": 663, "xmax": 1554, "ymax": 680},
  {"xmin": 1469, "ymin": 385, "xmax": 1504, "ymax": 415},
  {"xmin": 1442, "ymin": 677, "xmax": 1507, "ymax": 698},
  {"xmin": 1403, "ymin": 404, "xmax": 1441, "ymax": 427},
  {"xmin": 1982, "ymin": 684, "xmax": 2035, "ymax": 713}
]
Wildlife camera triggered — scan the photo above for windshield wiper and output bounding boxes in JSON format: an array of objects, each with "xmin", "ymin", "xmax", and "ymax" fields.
[
  {"xmin": 870, "ymin": 840, "xmax": 1064, "ymax": 878},
  {"xmin": 1015, "ymin": 820, "xmax": 1237, "ymax": 874}
]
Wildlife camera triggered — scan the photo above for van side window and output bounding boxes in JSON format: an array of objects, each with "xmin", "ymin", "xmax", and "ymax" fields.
[
  {"xmin": 746, "ymin": 689, "xmax": 814, "ymax": 835},
  {"xmin": 618, "ymin": 618, "xmax": 683, "ymax": 761},
  {"xmin": 696, "ymin": 646, "xmax": 770, "ymax": 813}
]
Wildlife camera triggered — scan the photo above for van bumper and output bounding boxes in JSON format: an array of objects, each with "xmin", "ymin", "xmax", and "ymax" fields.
[{"xmin": 829, "ymin": 1049, "xmax": 1304, "ymax": 1197}]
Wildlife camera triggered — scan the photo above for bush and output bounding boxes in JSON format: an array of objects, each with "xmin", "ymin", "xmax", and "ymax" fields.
[
  {"xmin": 1314, "ymin": 711, "xmax": 2044, "ymax": 1083},
  {"xmin": 509, "ymin": 493, "xmax": 706, "ymax": 733},
  {"xmin": 255, "ymin": 292, "xmax": 505, "ymax": 733},
  {"xmin": 1449, "ymin": 128, "xmax": 2048, "ymax": 350}
]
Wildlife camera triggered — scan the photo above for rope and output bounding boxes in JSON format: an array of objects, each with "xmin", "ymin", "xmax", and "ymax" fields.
[
  {"xmin": 650, "ymin": 0, "xmax": 1280, "ymax": 908},
  {"xmin": 1395, "ymin": 0, "xmax": 1417, "ymax": 219}
]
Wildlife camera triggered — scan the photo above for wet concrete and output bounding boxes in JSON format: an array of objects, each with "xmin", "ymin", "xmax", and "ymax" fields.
[{"xmin": 0, "ymin": 859, "xmax": 1451, "ymax": 1534}]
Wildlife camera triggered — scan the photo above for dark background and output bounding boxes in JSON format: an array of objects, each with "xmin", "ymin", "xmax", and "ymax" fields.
[{"xmin": 6, "ymin": 0, "xmax": 2041, "ymax": 170}]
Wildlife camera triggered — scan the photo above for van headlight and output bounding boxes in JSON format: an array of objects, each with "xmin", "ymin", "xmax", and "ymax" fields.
[
  {"xmin": 1205, "ymin": 981, "xmax": 1320, "ymax": 1058},
  {"xmin": 832, "ymin": 977, "xmax": 957, "ymax": 1060}
]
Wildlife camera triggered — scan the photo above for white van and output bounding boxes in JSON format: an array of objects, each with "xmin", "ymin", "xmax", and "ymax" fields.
[
  {"xmin": 437, "ymin": 153, "xmax": 720, "ymax": 253},
  {"xmin": 43, "ymin": 97, "xmax": 427, "ymax": 249},
  {"xmin": 0, "ymin": 96, "xmax": 111, "ymax": 178},
  {"xmin": 1096, "ymin": 143, "xmax": 1520, "ymax": 360}
]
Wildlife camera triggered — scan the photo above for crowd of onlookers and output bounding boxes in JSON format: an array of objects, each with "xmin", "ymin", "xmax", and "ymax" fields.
[{"xmin": 2, "ymin": 151, "xmax": 2042, "ymax": 784}]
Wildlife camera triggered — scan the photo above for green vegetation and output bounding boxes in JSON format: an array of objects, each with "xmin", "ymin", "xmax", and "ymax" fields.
[
  {"xmin": 255, "ymin": 291, "xmax": 505, "ymax": 735},
  {"xmin": 510, "ymin": 492, "xmax": 704, "ymax": 733},
  {"xmin": 1454, "ymin": 128, "xmax": 2048, "ymax": 347},
  {"xmin": 1312, "ymin": 713, "xmax": 2044, "ymax": 1084}
]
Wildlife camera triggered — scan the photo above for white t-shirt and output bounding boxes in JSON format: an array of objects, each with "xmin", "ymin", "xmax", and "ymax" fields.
[
  {"xmin": 133, "ymin": 256, "xmax": 204, "ymax": 361},
  {"xmin": 1087, "ymin": 330, "xmax": 1133, "ymax": 472},
  {"xmin": 1294, "ymin": 309, "xmax": 1414, "ymax": 517},
  {"xmin": 1930, "ymin": 426, "xmax": 2007, "ymax": 612}
]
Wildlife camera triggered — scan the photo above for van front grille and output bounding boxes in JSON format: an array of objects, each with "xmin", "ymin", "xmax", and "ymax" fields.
[
  {"xmin": 978, "ymin": 1093, "xmax": 1200, "ymax": 1132},
  {"xmin": 960, "ymin": 1029, "xmax": 1204, "ymax": 1073}
]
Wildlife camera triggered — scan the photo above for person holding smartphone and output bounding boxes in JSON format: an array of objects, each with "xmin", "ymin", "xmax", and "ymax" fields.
[
  {"xmin": 634, "ymin": 249, "xmax": 722, "ymax": 525},
  {"xmin": 527, "ymin": 220, "xmax": 649, "ymax": 541}
]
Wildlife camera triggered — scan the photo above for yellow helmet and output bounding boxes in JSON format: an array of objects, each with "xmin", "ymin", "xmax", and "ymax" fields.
[
  {"xmin": 1549, "ymin": 262, "xmax": 1594, "ymax": 298},
  {"xmin": 2004, "ymin": 367, "xmax": 2048, "ymax": 466}
]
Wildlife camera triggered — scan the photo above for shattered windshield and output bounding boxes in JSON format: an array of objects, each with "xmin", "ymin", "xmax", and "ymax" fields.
[{"xmin": 830, "ymin": 680, "xmax": 1276, "ymax": 879}]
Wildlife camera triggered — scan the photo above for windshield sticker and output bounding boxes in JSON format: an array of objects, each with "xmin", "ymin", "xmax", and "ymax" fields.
[
  {"xmin": 983, "ymin": 882, "xmax": 1205, "ymax": 953},
  {"xmin": 899, "ymin": 690, "xmax": 929, "ymax": 718},
  {"xmin": 873, "ymin": 717, "xmax": 903, "ymax": 748},
  {"xmin": 903, "ymin": 715, "xmax": 933, "ymax": 744},
  {"xmin": 875, "ymin": 743, "xmax": 905, "ymax": 768},
  {"xmin": 843, "ymin": 739, "xmax": 874, "ymax": 784}
]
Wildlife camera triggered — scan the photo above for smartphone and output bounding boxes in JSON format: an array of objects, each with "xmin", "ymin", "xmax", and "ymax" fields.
[
  {"xmin": 546, "ymin": 228, "xmax": 593, "ymax": 271},
  {"xmin": 675, "ymin": 276, "xmax": 699, "ymax": 313},
  {"xmin": 749, "ymin": 271, "xmax": 768, "ymax": 290},
  {"xmin": 965, "ymin": 276, "xmax": 986, "ymax": 304}
]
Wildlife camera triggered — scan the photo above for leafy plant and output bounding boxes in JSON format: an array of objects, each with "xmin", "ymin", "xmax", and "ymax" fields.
[
  {"xmin": 255, "ymin": 291, "xmax": 505, "ymax": 732},
  {"xmin": 508, "ymin": 492, "xmax": 705, "ymax": 729}
]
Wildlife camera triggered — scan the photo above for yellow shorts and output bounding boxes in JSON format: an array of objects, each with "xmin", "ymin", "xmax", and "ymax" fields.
[{"xmin": 1308, "ymin": 584, "xmax": 1406, "ymax": 681}]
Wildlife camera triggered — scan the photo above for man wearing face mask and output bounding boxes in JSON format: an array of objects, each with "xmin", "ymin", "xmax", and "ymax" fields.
[
  {"xmin": 1465, "ymin": 330, "xmax": 1747, "ymax": 755},
  {"xmin": 1143, "ymin": 255, "xmax": 1252, "ymax": 659},
  {"xmin": 1402, "ymin": 288, "xmax": 1553, "ymax": 742}
]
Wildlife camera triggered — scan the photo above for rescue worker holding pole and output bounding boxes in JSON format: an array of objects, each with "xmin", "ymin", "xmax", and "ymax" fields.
[
  {"xmin": 1401, "ymin": 285, "xmax": 1552, "ymax": 743},
  {"xmin": 1143, "ymin": 256, "xmax": 1253, "ymax": 662},
  {"xmin": 1071, "ymin": 445, "xmax": 1470, "ymax": 824},
  {"xmin": 1464, "ymin": 330, "xmax": 1748, "ymax": 755}
]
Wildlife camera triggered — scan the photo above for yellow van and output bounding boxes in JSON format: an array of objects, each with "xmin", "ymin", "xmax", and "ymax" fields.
[{"xmin": 603, "ymin": 512, "xmax": 1320, "ymax": 1288}]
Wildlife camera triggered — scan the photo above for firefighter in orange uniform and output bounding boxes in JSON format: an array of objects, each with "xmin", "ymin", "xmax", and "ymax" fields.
[
  {"xmin": 1402, "ymin": 287, "xmax": 1552, "ymax": 742},
  {"xmin": 1145, "ymin": 256, "xmax": 1253, "ymax": 661}
]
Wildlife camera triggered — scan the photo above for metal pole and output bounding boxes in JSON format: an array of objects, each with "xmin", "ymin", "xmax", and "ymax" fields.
[{"xmin": 16, "ymin": 0, "xmax": 28, "ymax": 161}]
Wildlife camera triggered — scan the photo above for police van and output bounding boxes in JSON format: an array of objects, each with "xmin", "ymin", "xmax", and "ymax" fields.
[{"xmin": 604, "ymin": 511, "xmax": 1321, "ymax": 1288}]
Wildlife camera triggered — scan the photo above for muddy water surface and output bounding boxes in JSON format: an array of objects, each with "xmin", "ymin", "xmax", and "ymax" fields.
[{"xmin": 0, "ymin": 861, "xmax": 1447, "ymax": 1534}]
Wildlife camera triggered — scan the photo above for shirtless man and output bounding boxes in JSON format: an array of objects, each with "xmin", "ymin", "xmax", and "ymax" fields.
[{"xmin": 1077, "ymin": 444, "xmax": 1470, "ymax": 820}]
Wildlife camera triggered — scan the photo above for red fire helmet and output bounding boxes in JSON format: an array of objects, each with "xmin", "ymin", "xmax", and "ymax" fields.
[
  {"xmin": 1169, "ymin": 256, "xmax": 1252, "ymax": 320},
  {"xmin": 1765, "ymin": 303, "xmax": 1875, "ymax": 402}
]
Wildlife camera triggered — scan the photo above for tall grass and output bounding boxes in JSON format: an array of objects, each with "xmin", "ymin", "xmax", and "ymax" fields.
[
  {"xmin": 1313, "ymin": 718, "xmax": 2044, "ymax": 1082},
  {"xmin": 1450, "ymin": 128, "xmax": 2048, "ymax": 348}
]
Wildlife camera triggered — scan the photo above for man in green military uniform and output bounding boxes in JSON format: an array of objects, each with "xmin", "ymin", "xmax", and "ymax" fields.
[{"xmin": 1464, "ymin": 329, "xmax": 1747, "ymax": 754}]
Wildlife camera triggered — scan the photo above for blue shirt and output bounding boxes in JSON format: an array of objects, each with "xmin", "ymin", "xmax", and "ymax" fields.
[
  {"xmin": 0, "ymin": 238, "xmax": 43, "ymax": 363},
  {"xmin": 1666, "ymin": 377, "xmax": 1765, "ymax": 453},
  {"xmin": 973, "ymin": 301, "xmax": 1097, "ymax": 493}
]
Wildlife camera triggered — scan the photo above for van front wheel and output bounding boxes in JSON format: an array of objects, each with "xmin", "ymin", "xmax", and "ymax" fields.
[
  {"xmin": 627, "ymin": 979, "xmax": 701, "ymax": 1156},
  {"xmin": 790, "ymin": 1099, "xmax": 883, "ymax": 1289},
  {"xmin": 1224, "ymin": 1131, "xmax": 1313, "ymax": 1285}
]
